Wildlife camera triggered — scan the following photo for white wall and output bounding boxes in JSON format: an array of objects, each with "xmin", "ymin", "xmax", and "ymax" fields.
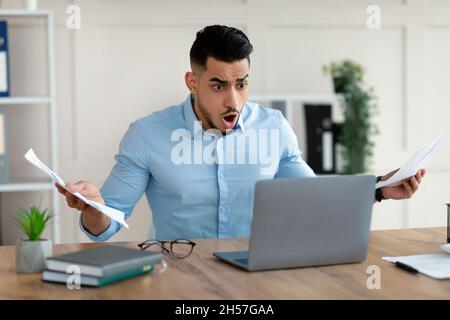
[{"xmin": 2, "ymin": 0, "xmax": 450, "ymax": 244}]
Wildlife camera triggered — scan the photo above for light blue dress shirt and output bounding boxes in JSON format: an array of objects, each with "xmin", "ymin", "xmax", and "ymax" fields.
[{"xmin": 80, "ymin": 95, "xmax": 316, "ymax": 241}]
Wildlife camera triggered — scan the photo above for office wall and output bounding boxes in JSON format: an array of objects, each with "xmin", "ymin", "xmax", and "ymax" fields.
[{"xmin": 2, "ymin": 0, "xmax": 450, "ymax": 244}]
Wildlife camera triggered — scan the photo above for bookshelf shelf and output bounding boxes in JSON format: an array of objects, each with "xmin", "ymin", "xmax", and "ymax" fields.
[
  {"xmin": 0, "ymin": 96, "xmax": 51, "ymax": 105},
  {"xmin": 0, "ymin": 180, "xmax": 53, "ymax": 192}
]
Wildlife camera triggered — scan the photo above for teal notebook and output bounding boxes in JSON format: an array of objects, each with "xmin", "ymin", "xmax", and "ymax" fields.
[
  {"xmin": 42, "ymin": 265, "xmax": 153, "ymax": 287},
  {"xmin": 46, "ymin": 245, "xmax": 162, "ymax": 277}
]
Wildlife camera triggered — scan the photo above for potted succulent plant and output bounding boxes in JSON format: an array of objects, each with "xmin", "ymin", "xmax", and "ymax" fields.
[{"xmin": 15, "ymin": 205, "xmax": 53, "ymax": 273}]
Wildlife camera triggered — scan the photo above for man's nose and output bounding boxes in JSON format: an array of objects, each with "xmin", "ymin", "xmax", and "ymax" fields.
[{"xmin": 224, "ymin": 87, "xmax": 240, "ymax": 109}]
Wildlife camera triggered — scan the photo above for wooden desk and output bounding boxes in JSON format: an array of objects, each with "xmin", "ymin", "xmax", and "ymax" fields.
[{"xmin": 1, "ymin": 228, "xmax": 450, "ymax": 299}]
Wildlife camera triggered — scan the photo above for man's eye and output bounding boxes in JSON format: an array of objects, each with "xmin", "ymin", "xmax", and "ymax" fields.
[
  {"xmin": 237, "ymin": 83, "xmax": 248, "ymax": 90},
  {"xmin": 213, "ymin": 84, "xmax": 224, "ymax": 91}
]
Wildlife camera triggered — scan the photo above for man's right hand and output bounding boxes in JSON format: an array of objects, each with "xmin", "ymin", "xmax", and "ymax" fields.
[{"xmin": 55, "ymin": 181, "xmax": 111, "ymax": 236}]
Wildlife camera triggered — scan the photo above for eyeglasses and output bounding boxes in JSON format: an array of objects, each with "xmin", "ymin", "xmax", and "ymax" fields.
[{"xmin": 137, "ymin": 239, "xmax": 196, "ymax": 259}]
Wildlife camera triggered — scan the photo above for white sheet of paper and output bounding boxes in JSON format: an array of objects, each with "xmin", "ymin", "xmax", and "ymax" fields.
[
  {"xmin": 383, "ymin": 253, "xmax": 450, "ymax": 280},
  {"xmin": 24, "ymin": 148, "xmax": 129, "ymax": 228},
  {"xmin": 376, "ymin": 134, "xmax": 450, "ymax": 189}
]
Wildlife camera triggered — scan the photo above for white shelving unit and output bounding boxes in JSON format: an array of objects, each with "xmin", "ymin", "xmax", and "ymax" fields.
[
  {"xmin": 248, "ymin": 94, "xmax": 345, "ymax": 126},
  {"xmin": 0, "ymin": 10, "xmax": 60, "ymax": 243},
  {"xmin": 249, "ymin": 94, "xmax": 346, "ymax": 174}
]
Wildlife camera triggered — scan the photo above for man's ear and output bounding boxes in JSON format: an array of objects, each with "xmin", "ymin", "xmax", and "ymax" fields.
[{"xmin": 185, "ymin": 71, "xmax": 198, "ymax": 94}]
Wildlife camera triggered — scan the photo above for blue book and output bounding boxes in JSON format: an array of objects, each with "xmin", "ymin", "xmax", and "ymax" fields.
[{"xmin": 0, "ymin": 21, "xmax": 10, "ymax": 97}]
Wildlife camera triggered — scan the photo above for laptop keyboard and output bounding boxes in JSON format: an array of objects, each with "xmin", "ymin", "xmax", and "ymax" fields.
[{"xmin": 234, "ymin": 258, "xmax": 248, "ymax": 265}]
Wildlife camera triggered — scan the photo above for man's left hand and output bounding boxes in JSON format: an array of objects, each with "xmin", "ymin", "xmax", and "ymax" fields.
[{"xmin": 380, "ymin": 168, "xmax": 426, "ymax": 200}]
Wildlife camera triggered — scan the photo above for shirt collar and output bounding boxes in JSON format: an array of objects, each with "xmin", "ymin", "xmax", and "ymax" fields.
[
  {"xmin": 183, "ymin": 94, "xmax": 200, "ymax": 138},
  {"xmin": 236, "ymin": 108, "xmax": 246, "ymax": 132},
  {"xmin": 182, "ymin": 94, "xmax": 246, "ymax": 139}
]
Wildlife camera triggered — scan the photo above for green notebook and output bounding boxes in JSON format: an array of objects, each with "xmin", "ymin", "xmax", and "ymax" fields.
[
  {"xmin": 42, "ymin": 265, "xmax": 153, "ymax": 287},
  {"xmin": 46, "ymin": 245, "xmax": 162, "ymax": 277}
]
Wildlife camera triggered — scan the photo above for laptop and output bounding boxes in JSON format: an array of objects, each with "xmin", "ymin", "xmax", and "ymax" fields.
[{"xmin": 213, "ymin": 175, "xmax": 376, "ymax": 271}]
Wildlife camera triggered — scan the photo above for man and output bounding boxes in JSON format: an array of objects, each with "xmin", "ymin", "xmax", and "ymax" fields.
[{"xmin": 56, "ymin": 25, "xmax": 425, "ymax": 241}]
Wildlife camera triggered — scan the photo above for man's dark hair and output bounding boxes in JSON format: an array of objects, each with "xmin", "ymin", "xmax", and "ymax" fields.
[{"xmin": 190, "ymin": 25, "xmax": 254, "ymax": 68}]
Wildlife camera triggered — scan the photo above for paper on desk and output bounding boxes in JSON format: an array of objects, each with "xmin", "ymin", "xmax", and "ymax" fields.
[
  {"xmin": 376, "ymin": 134, "xmax": 450, "ymax": 189},
  {"xmin": 383, "ymin": 254, "xmax": 450, "ymax": 280},
  {"xmin": 24, "ymin": 148, "xmax": 129, "ymax": 228}
]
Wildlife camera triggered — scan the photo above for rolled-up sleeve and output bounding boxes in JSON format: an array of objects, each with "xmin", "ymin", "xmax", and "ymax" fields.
[
  {"xmin": 79, "ymin": 216, "xmax": 119, "ymax": 242},
  {"xmin": 79, "ymin": 121, "xmax": 151, "ymax": 241}
]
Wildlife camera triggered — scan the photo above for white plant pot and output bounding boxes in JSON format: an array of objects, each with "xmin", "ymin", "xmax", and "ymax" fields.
[
  {"xmin": 23, "ymin": 0, "xmax": 38, "ymax": 11},
  {"xmin": 16, "ymin": 238, "xmax": 52, "ymax": 273}
]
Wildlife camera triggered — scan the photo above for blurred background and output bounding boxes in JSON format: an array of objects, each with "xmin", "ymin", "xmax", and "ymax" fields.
[{"xmin": 0, "ymin": 0, "xmax": 449, "ymax": 244}]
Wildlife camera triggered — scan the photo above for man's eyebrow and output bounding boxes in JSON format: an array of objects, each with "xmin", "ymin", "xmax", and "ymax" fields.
[
  {"xmin": 209, "ymin": 77, "xmax": 228, "ymax": 84},
  {"xmin": 209, "ymin": 74, "xmax": 249, "ymax": 84},
  {"xmin": 237, "ymin": 74, "xmax": 249, "ymax": 82}
]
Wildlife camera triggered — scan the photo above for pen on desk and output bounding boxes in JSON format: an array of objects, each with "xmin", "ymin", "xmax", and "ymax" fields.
[{"xmin": 395, "ymin": 261, "xmax": 418, "ymax": 274}]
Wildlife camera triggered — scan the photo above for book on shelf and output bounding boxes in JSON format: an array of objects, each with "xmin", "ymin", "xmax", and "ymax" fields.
[{"xmin": 0, "ymin": 21, "xmax": 10, "ymax": 97}]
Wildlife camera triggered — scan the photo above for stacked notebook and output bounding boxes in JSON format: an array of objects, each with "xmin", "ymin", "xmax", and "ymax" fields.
[{"xmin": 42, "ymin": 245, "xmax": 162, "ymax": 287}]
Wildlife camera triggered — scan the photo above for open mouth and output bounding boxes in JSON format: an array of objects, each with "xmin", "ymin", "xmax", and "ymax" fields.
[{"xmin": 221, "ymin": 113, "xmax": 238, "ymax": 129}]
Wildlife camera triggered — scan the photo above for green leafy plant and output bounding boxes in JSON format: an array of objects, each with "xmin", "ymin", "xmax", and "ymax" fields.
[
  {"xmin": 323, "ymin": 59, "xmax": 379, "ymax": 174},
  {"xmin": 15, "ymin": 205, "xmax": 53, "ymax": 241}
]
